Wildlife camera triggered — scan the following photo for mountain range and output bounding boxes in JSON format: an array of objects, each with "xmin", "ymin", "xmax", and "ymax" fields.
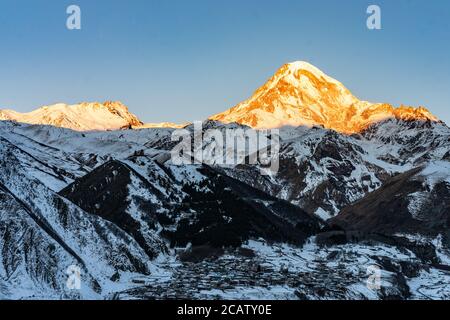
[{"xmin": 0, "ymin": 61, "xmax": 449, "ymax": 300}]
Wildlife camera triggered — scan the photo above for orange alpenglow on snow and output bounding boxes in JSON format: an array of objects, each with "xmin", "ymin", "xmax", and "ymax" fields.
[
  {"xmin": 0, "ymin": 101, "xmax": 185, "ymax": 131},
  {"xmin": 210, "ymin": 61, "xmax": 439, "ymax": 133},
  {"xmin": 0, "ymin": 61, "xmax": 439, "ymax": 133},
  {"xmin": 0, "ymin": 101, "xmax": 143, "ymax": 131}
]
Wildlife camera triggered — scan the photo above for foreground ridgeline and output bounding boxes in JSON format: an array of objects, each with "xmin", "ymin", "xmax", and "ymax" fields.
[{"xmin": 0, "ymin": 62, "xmax": 449, "ymax": 300}]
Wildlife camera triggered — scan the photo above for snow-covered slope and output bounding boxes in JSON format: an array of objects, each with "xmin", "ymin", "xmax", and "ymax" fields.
[
  {"xmin": 0, "ymin": 137, "xmax": 157, "ymax": 299},
  {"xmin": 330, "ymin": 161, "xmax": 450, "ymax": 236},
  {"xmin": 0, "ymin": 101, "xmax": 143, "ymax": 131},
  {"xmin": 0, "ymin": 61, "xmax": 449, "ymax": 300},
  {"xmin": 137, "ymin": 122, "xmax": 189, "ymax": 129},
  {"xmin": 222, "ymin": 118, "xmax": 450, "ymax": 220},
  {"xmin": 210, "ymin": 61, "xmax": 439, "ymax": 133},
  {"xmin": 0, "ymin": 62, "xmax": 442, "ymax": 136},
  {"xmin": 1, "ymin": 114, "xmax": 449, "ymax": 299}
]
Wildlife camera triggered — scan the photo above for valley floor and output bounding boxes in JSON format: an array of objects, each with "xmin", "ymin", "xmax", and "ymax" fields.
[{"xmin": 109, "ymin": 239, "xmax": 450, "ymax": 300}]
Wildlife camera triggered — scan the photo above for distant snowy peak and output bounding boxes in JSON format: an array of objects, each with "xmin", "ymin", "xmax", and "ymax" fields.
[
  {"xmin": 210, "ymin": 61, "xmax": 440, "ymax": 133},
  {"xmin": 137, "ymin": 122, "xmax": 189, "ymax": 129},
  {"xmin": 0, "ymin": 61, "xmax": 442, "ymax": 133},
  {"xmin": 0, "ymin": 101, "xmax": 143, "ymax": 131}
]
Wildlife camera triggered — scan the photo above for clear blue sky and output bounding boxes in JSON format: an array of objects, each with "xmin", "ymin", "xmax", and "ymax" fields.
[{"xmin": 0, "ymin": 0, "xmax": 449, "ymax": 124}]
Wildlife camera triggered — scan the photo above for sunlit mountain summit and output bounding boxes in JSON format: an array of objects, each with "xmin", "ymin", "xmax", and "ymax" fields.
[{"xmin": 211, "ymin": 61, "xmax": 439, "ymax": 133}]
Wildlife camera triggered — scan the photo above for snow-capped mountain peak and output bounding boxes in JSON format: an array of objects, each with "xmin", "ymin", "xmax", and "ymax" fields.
[
  {"xmin": 0, "ymin": 62, "xmax": 441, "ymax": 133},
  {"xmin": 0, "ymin": 101, "xmax": 143, "ymax": 131},
  {"xmin": 282, "ymin": 61, "xmax": 351, "ymax": 87},
  {"xmin": 210, "ymin": 61, "xmax": 439, "ymax": 133}
]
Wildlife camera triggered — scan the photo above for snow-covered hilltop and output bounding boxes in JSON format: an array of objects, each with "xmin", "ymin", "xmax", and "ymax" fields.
[
  {"xmin": 0, "ymin": 101, "xmax": 144, "ymax": 131},
  {"xmin": 0, "ymin": 101, "xmax": 188, "ymax": 131},
  {"xmin": 211, "ymin": 61, "xmax": 439, "ymax": 133}
]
